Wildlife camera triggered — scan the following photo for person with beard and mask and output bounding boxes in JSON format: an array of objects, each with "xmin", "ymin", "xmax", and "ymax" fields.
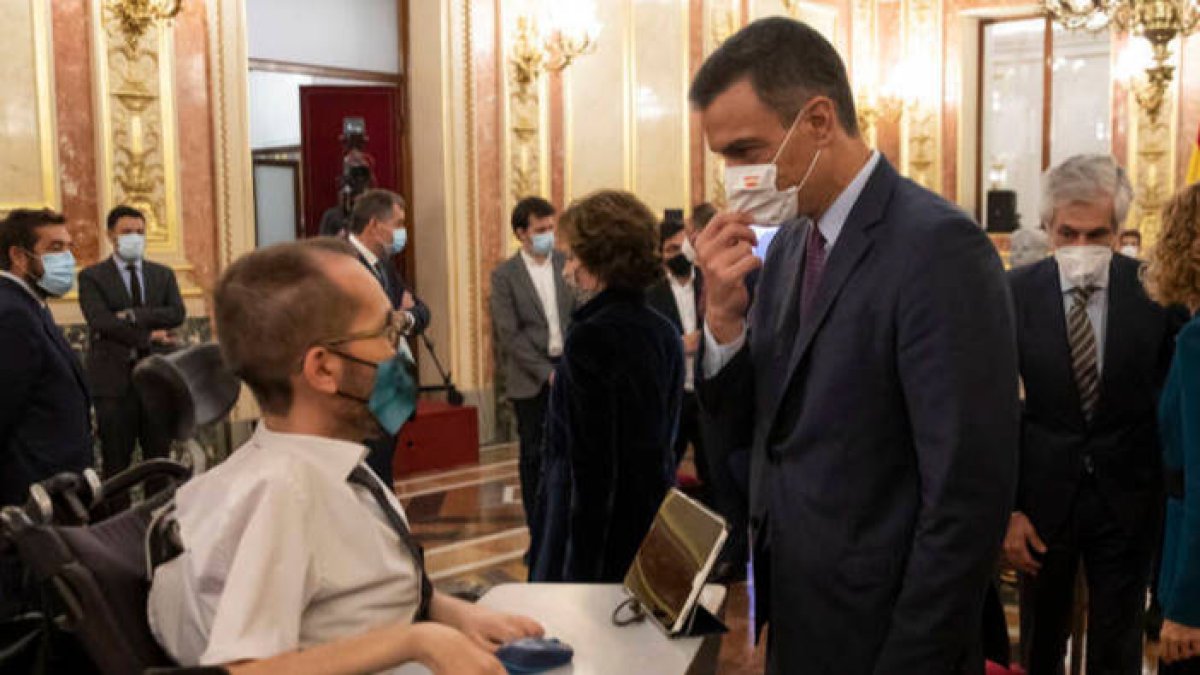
[
  {"xmin": 691, "ymin": 17, "xmax": 1019, "ymax": 673},
  {"xmin": 527, "ymin": 190, "xmax": 684, "ymax": 584},
  {"xmin": 0, "ymin": 208, "xmax": 92, "ymax": 617},
  {"xmin": 489, "ymin": 196, "xmax": 574, "ymax": 539},
  {"xmin": 1005, "ymin": 155, "xmax": 1187, "ymax": 674},
  {"xmin": 148, "ymin": 239, "xmax": 541, "ymax": 675},
  {"xmin": 78, "ymin": 205, "xmax": 184, "ymax": 494}
]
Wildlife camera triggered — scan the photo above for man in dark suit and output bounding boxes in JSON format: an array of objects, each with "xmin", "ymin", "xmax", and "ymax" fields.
[
  {"xmin": 0, "ymin": 208, "xmax": 93, "ymax": 616},
  {"xmin": 691, "ymin": 18, "xmax": 1019, "ymax": 673},
  {"xmin": 1004, "ymin": 155, "xmax": 1184, "ymax": 674},
  {"xmin": 78, "ymin": 206, "xmax": 185, "ymax": 483},
  {"xmin": 490, "ymin": 196, "xmax": 574, "ymax": 532},
  {"xmin": 345, "ymin": 189, "xmax": 430, "ymax": 481}
]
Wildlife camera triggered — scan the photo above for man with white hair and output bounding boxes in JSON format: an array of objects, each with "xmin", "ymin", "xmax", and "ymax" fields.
[{"xmin": 1005, "ymin": 154, "xmax": 1186, "ymax": 673}]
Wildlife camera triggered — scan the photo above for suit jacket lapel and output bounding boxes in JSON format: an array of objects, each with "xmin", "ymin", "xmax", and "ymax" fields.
[
  {"xmin": 37, "ymin": 302, "xmax": 88, "ymax": 396},
  {"xmin": 1095, "ymin": 259, "xmax": 1129, "ymax": 416},
  {"xmin": 1038, "ymin": 259, "xmax": 1087, "ymax": 427},
  {"xmin": 104, "ymin": 256, "xmax": 133, "ymax": 307},
  {"xmin": 761, "ymin": 162, "xmax": 891, "ymax": 433}
]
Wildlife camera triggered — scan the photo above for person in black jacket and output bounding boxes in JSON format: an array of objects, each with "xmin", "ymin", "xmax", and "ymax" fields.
[
  {"xmin": 78, "ymin": 206, "xmax": 185, "ymax": 483},
  {"xmin": 527, "ymin": 190, "xmax": 684, "ymax": 583},
  {"xmin": 345, "ymin": 189, "xmax": 430, "ymax": 482},
  {"xmin": 0, "ymin": 208, "xmax": 93, "ymax": 617},
  {"xmin": 1005, "ymin": 155, "xmax": 1186, "ymax": 674}
]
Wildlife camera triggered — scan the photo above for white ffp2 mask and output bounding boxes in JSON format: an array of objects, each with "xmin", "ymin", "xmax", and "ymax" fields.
[
  {"xmin": 1055, "ymin": 245, "xmax": 1112, "ymax": 288},
  {"xmin": 723, "ymin": 113, "xmax": 821, "ymax": 226}
]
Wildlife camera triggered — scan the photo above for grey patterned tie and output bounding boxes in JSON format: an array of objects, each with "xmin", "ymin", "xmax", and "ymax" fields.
[{"xmin": 1067, "ymin": 286, "xmax": 1100, "ymax": 420}]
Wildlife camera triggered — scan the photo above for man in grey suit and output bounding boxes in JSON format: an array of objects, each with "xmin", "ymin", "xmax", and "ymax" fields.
[
  {"xmin": 490, "ymin": 196, "xmax": 575, "ymax": 531},
  {"xmin": 693, "ymin": 18, "xmax": 1019, "ymax": 674}
]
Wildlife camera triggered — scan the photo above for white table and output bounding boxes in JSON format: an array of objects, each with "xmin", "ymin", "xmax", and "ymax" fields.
[{"xmin": 397, "ymin": 583, "xmax": 725, "ymax": 674}]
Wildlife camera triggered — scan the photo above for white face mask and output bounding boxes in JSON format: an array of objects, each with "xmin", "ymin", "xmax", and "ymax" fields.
[
  {"xmin": 1055, "ymin": 245, "xmax": 1113, "ymax": 288},
  {"xmin": 724, "ymin": 113, "xmax": 822, "ymax": 226},
  {"xmin": 1119, "ymin": 245, "xmax": 1139, "ymax": 258}
]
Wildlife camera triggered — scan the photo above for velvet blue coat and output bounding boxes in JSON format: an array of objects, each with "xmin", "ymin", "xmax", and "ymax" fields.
[
  {"xmin": 1159, "ymin": 313, "xmax": 1200, "ymax": 628},
  {"xmin": 528, "ymin": 287, "xmax": 684, "ymax": 583}
]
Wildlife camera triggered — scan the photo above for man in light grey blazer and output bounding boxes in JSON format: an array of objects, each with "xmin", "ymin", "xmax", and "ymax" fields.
[{"xmin": 490, "ymin": 196, "xmax": 575, "ymax": 532}]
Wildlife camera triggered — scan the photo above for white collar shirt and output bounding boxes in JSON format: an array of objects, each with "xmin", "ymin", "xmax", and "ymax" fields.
[
  {"xmin": 1056, "ymin": 259, "xmax": 1110, "ymax": 375},
  {"xmin": 349, "ymin": 234, "xmax": 380, "ymax": 267},
  {"xmin": 668, "ymin": 271, "xmax": 698, "ymax": 391},
  {"xmin": 148, "ymin": 423, "xmax": 421, "ymax": 669},
  {"xmin": 519, "ymin": 248, "xmax": 563, "ymax": 357}
]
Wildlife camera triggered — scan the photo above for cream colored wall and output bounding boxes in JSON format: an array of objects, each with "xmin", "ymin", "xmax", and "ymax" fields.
[{"xmin": 564, "ymin": 0, "xmax": 692, "ymax": 215}]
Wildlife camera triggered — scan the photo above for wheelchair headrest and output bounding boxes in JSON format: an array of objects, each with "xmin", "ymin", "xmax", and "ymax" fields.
[{"xmin": 133, "ymin": 343, "xmax": 241, "ymax": 441}]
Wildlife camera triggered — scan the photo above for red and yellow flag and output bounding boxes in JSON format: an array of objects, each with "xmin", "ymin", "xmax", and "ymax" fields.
[{"xmin": 1187, "ymin": 122, "xmax": 1200, "ymax": 186}]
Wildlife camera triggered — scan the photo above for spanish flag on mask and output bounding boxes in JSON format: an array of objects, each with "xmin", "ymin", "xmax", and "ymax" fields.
[{"xmin": 1188, "ymin": 122, "xmax": 1200, "ymax": 186}]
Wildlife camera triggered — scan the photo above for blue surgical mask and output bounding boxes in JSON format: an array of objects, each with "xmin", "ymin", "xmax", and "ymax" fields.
[
  {"xmin": 334, "ymin": 349, "xmax": 417, "ymax": 436},
  {"xmin": 390, "ymin": 227, "xmax": 408, "ymax": 255},
  {"xmin": 531, "ymin": 231, "xmax": 555, "ymax": 256},
  {"xmin": 117, "ymin": 233, "xmax": 146, "ymax": 262},
  {"xmin": 30, "ymin": 249, "xmax": 76, "ymax": 297}
]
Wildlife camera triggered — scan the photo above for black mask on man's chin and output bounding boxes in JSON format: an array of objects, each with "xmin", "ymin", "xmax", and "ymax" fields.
[{"xmin": 666, "ymin": 254, "xmax": 693, "ymax": 278}]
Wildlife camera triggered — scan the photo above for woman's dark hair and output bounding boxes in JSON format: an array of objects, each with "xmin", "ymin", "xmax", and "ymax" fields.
[
  {"xmin": 559, "ymin": 190, "xmax": 663, "ymax": 290},
  {"xmin": 689, "ymin": 16, "xmax": 859, "ymax": 136},
  {"xmin": 511, "ymin": 196, "xmax": 556, "ymax": 234}
]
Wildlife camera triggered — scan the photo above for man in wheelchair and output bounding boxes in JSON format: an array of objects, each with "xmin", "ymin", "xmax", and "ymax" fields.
[{"xmin": 148, "ymin": 239, "xmax": 541, "ymax": 674}]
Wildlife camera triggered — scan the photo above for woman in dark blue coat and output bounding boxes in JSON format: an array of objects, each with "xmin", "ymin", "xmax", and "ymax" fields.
[
  {"xmin": 528, "ymin": 190, "xmax": 684, "ymax": 583},
  {"xmin": 1145, "ymin": 182, "xmax": 1200, "ymax": 673}
]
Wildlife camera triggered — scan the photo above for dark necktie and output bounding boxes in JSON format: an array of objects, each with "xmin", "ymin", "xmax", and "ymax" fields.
[
  {"xmin": 347, "ymin": 465, "xmax": 433, "ymax": 620},
  {"xmin": 800, "ymin": 224, "xmax": 828, "ymax": 320},
  {"xmin": 1067, "ymin": 286, "xmax": 1100, "ymax": 420},
  {"xmin": 128, "ymin": 264, "xmax": 144, "ymax": 307}
]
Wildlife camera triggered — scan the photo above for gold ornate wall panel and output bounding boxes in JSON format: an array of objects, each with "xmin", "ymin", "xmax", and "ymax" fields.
[
  {"xmin": 207, "ymin": 0, "xmax": 255, "ymax": 271},
  {"xmin": 899, "ymin": 0, "xmax": 942, "ymax": 190},
  {"xmin": 91, "ymin": 0, "xmax": 183, "ymax": 254},
  {"xmin": 703, "ymin": 0, "xmax": 743, "ymax": 207},
  {"xmin": 0, "ymin": 0, "xmax": 59, "ymax": 212},
  {"xmin": 1126, "ymin": 80, "xmax": 1179, "ymax": 249}
]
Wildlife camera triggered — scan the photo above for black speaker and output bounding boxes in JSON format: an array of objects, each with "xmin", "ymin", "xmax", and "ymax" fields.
[{"xmin": 986, "ymin": 190, "xmax": 1018, "ymax": 233}]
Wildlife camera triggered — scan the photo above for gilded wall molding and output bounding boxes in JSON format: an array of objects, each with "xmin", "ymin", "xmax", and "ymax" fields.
[
  {"xmin": 91, "ymin": 0, "xmax": 181, "ymax": 254},
  {"xmin": 899, "ymin": 0, "xmax": 942, "ymax": 192},
  {"xmin": 1126, "ymin": 80, "xmax": 1179, "ymax": 249},
  {"xmin": 206, "ymin": 0, "xmax": 255, "ymax": 272}
]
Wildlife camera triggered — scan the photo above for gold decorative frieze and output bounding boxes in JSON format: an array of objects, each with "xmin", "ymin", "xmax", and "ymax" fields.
[
  {"xmin": 899, "ymin": 0, "xmax": 942, "ymax": 192},
  {"xmin": 92, "ymin": 0, "xmax": 181, "ymax": 254},
  {"xmin": 1126, "ymin": 78, "xmax": 1178, "ymax": 248}
]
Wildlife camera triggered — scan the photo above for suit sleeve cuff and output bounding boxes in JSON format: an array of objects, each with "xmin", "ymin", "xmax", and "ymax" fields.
[{"xmin": 702, "ymin": 321, "xmax": 746, "ymax": 377}]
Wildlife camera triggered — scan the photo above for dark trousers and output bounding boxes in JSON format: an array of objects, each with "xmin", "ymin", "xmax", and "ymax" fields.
[
  {"xmin": 673, "ymin": 393, "xmax": 711, "ymax": 494},
  {"xmin": 95, "ymin": 388, "xmax": 171, "ymax": 478},
  {"xmin": 1019, "ymin": 481, "xmax": 1154, "ymax": 675},
  {"xmin": 513, "ymin": 384, "xmax": 550, "ymax": 529},
  {"xmin": 1163, "ymin": 659, "xmax": 1200, "ymax": 674},
  {"xmin": 365, "ymin": 434, "xmax": 397, "ymax": 485}
]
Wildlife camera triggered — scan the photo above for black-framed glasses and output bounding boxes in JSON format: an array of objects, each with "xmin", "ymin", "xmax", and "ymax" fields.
[{"xmin": 321, "ymin": 310, "xmax": 409, "ymax": 352}]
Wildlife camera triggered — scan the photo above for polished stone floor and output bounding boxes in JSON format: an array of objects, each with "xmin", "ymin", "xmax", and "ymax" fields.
[{"xmin": 393, "ymin": 443, "xmax": 1164, "ymax": 675}]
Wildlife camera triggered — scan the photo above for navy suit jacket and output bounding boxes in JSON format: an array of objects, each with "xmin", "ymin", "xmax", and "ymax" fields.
[
  {"xmin": 356, "ymin": 253, "xmax": 431, "ymax": 336},
  {"xmin": 78, "ymin": 257, "xmax": 185, "ymax": 398},
  {"xmin": 698, "ymin": 157, "xmax": 1019, "ymax": 674},
  {"xmin": 1009, "ymin": 255, "xmax": 1183, "ymax": 541},
  {"xmin": 0, "ymin": 277, "xmax": 93, "ymax": 507}
]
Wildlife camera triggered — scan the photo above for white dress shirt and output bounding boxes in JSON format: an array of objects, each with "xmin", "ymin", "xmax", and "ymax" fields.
[
  {"xmin": 148, "ymin": 424, "xmax": 421, "ymax": 669},
  {"xmin": 520, "ymin": 249, "xmax": 564, "ymax": 357},
  {"xmin": 114, "ymin": 254, "xmax": 145, "ymax": 300},
  {"xmin": 669, "ymin": 271, "xmax": 698, "ymax": 391},
  {"xmin": 1058, "ymin": 261, "xmax": 1110, "ymax": 375},
  {"xmin": 703, "ymin": 150, "xmax": 883, "ymax": 376},
  {"xmin": 349, "ymin": 233, "xmax": 379, "ymax": 268}
]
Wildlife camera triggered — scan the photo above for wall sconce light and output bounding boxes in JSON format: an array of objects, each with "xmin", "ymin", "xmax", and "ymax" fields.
[
  {"xmin": 508, "ymin": 2, "xmax": 601, "ymax": 99},
  {"xmin": 107, "ymin": 0, "xmax": 183, "ymax": 50}
]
